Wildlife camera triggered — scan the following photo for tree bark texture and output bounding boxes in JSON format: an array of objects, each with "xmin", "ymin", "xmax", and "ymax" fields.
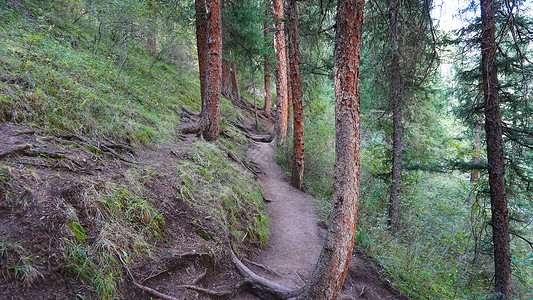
[
  {"xmin": 230, "ymin": 62, "xmax": 241, "ymax": 101},
  {"xmin": 387, "ymin": 0, "xmax": 402, "ymax": 234},
  {"xmin": 221, "ymin": 60, "xmax": 231, "ymax": 98},
  {"xmin": 287, "ymin": 0, "xmax": 304, "ymax": 190},
  {"xmin": 480, "ymin": 0, "xmax": 511, "ymax": 298},
  {"xmin": 195, "ymin": 0, "xmax": 207, "ymax": 111},
  {"xmin": 201, "ymin": 0, "xmax": 222, "ymax": 141},
  {"xmin": 264, "ymin": 4, "xmax": 272, "ymax": 119},
  {"xmin": 295, "ymin": 0, "xmax": 364, "ymax": 298},
  {"xmin": 271, "ymin": 0, "xmax": 289, "ymax": 144}
]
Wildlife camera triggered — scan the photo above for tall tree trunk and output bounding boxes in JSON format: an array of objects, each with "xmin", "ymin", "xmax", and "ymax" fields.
[
  {"xmin": 296, "ymin": 0, "xmax": 364, "ymax": 298},
  {"xmin": 201, "ymin": 0, "xmax": 222, "ymax": 141},
  {"xmin": 195, "ymin": 0, "xmax": 207, "ymax": 112},
  {"xmin": 271, "ymin": 0, "xmax": 289, "ymax": 144},
  {"xmin": 287, "ymin": 0, "xmax": 304, "ymax": 190},
  {"xmin": 471, "ymin": 116, "xmax": 483, "ymax": 182},
  {"xmin": 480, "ymin": 0, "xmax": 511, "ymax": 298},
  {"xmin": 263, "ymin": 4, "xmax": 272, "ymax": 119},
  {"xmin": 221, "ymin": 60, "xmax": 231, "ymax": 98},
  {"xmin": 230, "ymin": 62, "xmax": 241, "ymax": 101},
  {"xmin": 387, "ymin": 0, "xmax": 402, "ymax": 234},
  {"xmin": 146, "ymin": 0, "xmax": 157, "ymax": 56}
]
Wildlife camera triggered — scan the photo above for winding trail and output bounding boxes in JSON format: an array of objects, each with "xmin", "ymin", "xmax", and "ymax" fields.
[
  {"xmin": 246, "ymin": 141, "xmax": 324, "ymax": 288},
  {"xmin": 234, "ymin": 138, "xmax": 409, "ymax": 300}
]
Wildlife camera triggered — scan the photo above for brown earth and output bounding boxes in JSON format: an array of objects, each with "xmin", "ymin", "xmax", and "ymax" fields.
[{"xmin": 1, "ymin": 99, "xmax": 409, "ymax": 300}]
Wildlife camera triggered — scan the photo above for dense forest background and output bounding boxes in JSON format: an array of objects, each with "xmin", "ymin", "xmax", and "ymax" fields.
[{"xmin": 0, "ymin": 0, "xmax": 532, "ymax": 299}]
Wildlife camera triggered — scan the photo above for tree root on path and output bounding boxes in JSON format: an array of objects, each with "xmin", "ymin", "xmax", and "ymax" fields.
[
  {"xmin": 0, "ymin": 144, "xmax": 31, "ymax": 159},
  {"xmin": 243, "ymin": 258, "xmax": 285, "ymax": 278},
  {"xmin": 40, "ymin": 135, "xmax": 135, "ymax": 163},
  {"xmin": 119, "ymin": 250, "xmax": 233, "ymax": 299}
]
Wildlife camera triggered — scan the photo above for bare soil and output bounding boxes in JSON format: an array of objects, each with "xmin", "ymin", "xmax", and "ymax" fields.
[{"xmin": 1, "ymin": 101, "xmax": 409, "ymax": 300}]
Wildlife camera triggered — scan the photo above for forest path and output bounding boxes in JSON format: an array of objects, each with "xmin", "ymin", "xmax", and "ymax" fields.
[
  {"xmin": 234, "ymin": 138, "xmax": 410, "ymax": 299},
  {"xmin": 246, "ymin": 141, "xmax": 324, "ymax": 288}
]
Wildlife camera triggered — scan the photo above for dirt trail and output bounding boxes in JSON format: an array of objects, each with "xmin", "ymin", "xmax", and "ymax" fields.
[
  {"xmin": 238, "ymin": 139, "xmax": 409, "ymax": 300},
  {"xmin": 246, "ymin": 141, "xmax": 324, "ymax": 288}
]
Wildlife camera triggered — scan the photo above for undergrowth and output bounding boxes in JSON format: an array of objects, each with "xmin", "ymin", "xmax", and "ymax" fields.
[
  {"xmin": 178, "ymin": 141, "xmax": 269, "ymax": 251},
  {"xmin": 0, "ymin": 1, "xmax": 199, "ymax": 145},
  {"xmin": 61, "ymin": 173, "xmax": 165, "ymax": 300},
  {"xmin": 0, "ymin": 240, "xmax": 42, "ymax": 286}
]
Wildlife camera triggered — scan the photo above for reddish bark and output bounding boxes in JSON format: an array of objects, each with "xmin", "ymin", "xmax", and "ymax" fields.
[
  {"xmin": 263, "ymin": 4, "xmax": 272, "ymax": 119},
  {"xmin": 271, "ymin": 0, "xmax": 289, "ymax": 144},
  {"xmin": 296, "ymin": 0, "xmax": 364, "ymax": 298},
  {"xmin": 287, "ymin": 0, "xmax": 304, "ymax": 190},
  {"xmin": 230, "ymin": 62, "xmax": 241, "ymax": 101},
  {"xmin": 195, "ymin": 0, "xmax": 207, "ymax": 109},
  {"xmin": 388, "ymin": 0, "xmax": 402, "ymax": 234},
  {"xmin": 201, "ymin": 0, "xmax": 222, "ymax": 141},
  {"xmin": 480, "ymin": 0, "xmax": 511, "ymax": 298},
  {"xmin": 221, "ymin": 60, "xmax": 231, "ymax": 98}
]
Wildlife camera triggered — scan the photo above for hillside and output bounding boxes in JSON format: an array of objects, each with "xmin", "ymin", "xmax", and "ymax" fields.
[
  {"xmin": 2, "ymin": 0, "xmax": 533, "ymax": 299},
  {"xmin": 0, "ymin": 1, "xmax": 409, "ymax": 299}
]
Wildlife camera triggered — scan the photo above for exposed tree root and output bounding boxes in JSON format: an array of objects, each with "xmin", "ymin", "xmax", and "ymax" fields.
[
  {"xmin": 40, "ymin": 135, "xmax": 135, "ymax": 163},
  {"xmin": 243, "ymin": 258, "xmax": 284, "ymax": 278},
  {"xmin": 230, "ymin": 249, "xmax": 298, "ymax": 299},
  {"xmin": 178, "ymin": 121, "xmax": 203, "ymax": 135},
  {"xmin": 132, "ymin": 281, "xmax": 182, "ymax": 300},
  {"xmin": 216, "ymin": 141, "xmax": 261, "ymax": 177},
  {"xmin": 119, "ymin": 250, "xmax": 231, "ymax": 300},
  {"xmin": 178, "ymin": 284, "xmax": 234, "ymax": 297},
  {"xmin": 232, "ymin": 122, "xmax": 273, "ymax": 142},
  {"xmin": 0, "ymin": 144, "xmax": 31, "ymax": 159}
]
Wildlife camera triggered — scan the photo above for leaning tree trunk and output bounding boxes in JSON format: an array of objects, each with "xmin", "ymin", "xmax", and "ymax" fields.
[
  {"xmin": 271, "ymin": 0, "xmax": 289, "ymax": 144},
  {"xmin": 195, "ymin": 0, "xmax": 207, "ymax": 112},
  {"xmin": 230, "ymin": 62, "xmax": 241, "ymax": 101},
  {"xmin": 221, "ymin": 60, "xmax": 231, "ymax": 98},
  {"xmin": 287, "ymin": 0, "xmax": 304, "ymax": 190},
  {"xmin": 263, "ymin": 4, "xmax": 272, "ymax": 119},
  {"xmin": 387, "ymin": 0, "xmax": 402, "ymax": 234},
  {"xmin": 480, "ymin": 0, "xmax": 511, "ymax": 298},
  {"xmin": 295, "ymin": 0, "xmax": 364, "ymax": 298},
  {"xmin": 201, "ymin": 0, "xmax": 222, "ymax": 141}
]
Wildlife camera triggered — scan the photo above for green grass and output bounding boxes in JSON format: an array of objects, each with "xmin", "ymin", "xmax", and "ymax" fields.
[
  {"xmin": 62, "ymin": 178, "xmax": 165, "ymax": 300},
  {"xmin": 178, "ymin": 141, "xmax": 269, "ymax": 250},
  {"xmin": 0, "ymin": 240, "xmax": 42, "ymax": 285},
  {"xmin": 0, "ymin": 2, "xmax": 200, "ymax": 145}
]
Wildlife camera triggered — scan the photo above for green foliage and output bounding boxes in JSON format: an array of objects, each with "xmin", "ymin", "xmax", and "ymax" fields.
[
  {"xmin": 62, "ymin": 239, "xmax": 121, "ymax": 300},
  {"xmin": 178, "ymin": 141, "xmax": 269, "ymax": 249},
  {"xmin": 0, "ymin": 0, "xmax": 199, "ymax": 145},
  {"xmin": 0, "ymin": 240, "xmax": 41, "ymax": 285},
  {"xmin": 62, "ymin": 171, "xmax": 165, "ymax": 299}
]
